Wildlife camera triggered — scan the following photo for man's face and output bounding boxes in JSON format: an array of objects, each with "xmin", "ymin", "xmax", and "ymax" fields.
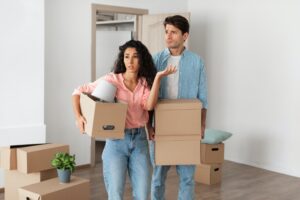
[{"xmin": 165, "ymin": 24, "xmax": 188, "ymax": 49}]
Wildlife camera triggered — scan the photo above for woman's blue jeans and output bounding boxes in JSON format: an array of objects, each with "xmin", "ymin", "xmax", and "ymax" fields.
[{"xmin": 102, "ymin": 127, "xmax": 151, "ymax": 200}]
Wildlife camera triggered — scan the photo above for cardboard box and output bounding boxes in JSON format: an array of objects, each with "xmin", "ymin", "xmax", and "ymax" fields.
[
  {"xmin": 0, "ymin": 147, "xmax": 17, "ymax": 170},
  {"xmin": 0, "ymin": 144, "xmax": 43, "ymax": 170},
  {"xmin": 17, "ymin": 144, "xmax": 69, "ymax": 174},
  {"xmin": 194, "ymin": 163, "xmax": 222, "ymax": 185},
  {"xmin": 5, "ymin": 169, "xmax": 57, "ymax": 200},
  {"xmin": 80, "ymin": 93, "xmax": 128, "ymax": 139},
  {"xmin": 19, "ymin": 176, "xmax": 90, "ymax": 200},
  {"xmin": 200, "ymin": 143, "xmax": 224, "ymax": 164},
  {"xmin": 155, "ymin": 99, "xmax": 202, "ymax": 136},
  {"xmin": 155, "ymin": 135, "xmax": 201, "ymax": 165}
]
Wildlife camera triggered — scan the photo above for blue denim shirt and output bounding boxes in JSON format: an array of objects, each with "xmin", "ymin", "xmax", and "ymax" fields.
[{"xmin": 153, "ymin": 48, "xmax": 208, "ymax": 109}]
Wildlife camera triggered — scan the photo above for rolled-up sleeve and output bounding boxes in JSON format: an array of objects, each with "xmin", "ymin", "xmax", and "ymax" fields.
[
  {"xmin": 72, "ymin": 73, "xmax": 119, "ymax": 96},
  {"xmin": 72, "ymin": 81, "xmax": 98, "ymax": 96},
  {"xmin": 102, "ymin": 72, "xmax": 119, "ymax": 86}
]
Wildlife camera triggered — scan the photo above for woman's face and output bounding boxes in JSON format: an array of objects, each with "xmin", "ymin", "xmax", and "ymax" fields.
[{"xmin": 123, "ymin": 47, "xmax": 140, "ymax": 74}]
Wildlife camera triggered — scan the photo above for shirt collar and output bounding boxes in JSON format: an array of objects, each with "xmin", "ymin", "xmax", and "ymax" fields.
[
  {"xmin": 164, "ymin": 47, "xmax": 187, "ymax": 57},
  {"xmin": 161, "ymin": 47, "xmax": 187, "ymax": 64}
]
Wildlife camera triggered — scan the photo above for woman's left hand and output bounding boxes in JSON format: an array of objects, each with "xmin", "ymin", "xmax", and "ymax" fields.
[{"xmin": 157, "ymin": 65, "xmax": 177, "ymax": 78}]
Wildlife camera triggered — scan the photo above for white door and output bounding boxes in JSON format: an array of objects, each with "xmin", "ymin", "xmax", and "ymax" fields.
[{"xmin": 138, "ymin": 13, "xmax": 190, "ymax": 55}]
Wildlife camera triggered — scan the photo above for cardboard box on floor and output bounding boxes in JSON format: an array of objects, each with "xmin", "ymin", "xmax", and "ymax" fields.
[
  {"xmin": 17, "ymin": 143, "xmax": 69, "ymax": 174},
  {"xmin": 80, "ymin": 93, "xmax": 127, "ymax": 139},
  {"xmin": 194, "ymin": 163, "xmax": 222, "ymax": 185},
  {"xmin": 155, "ymin": 135, "xmax": 201, "ymax": 165},
  {"xmin": 0, "ymin": 147, "xmax": 17, "ymax": 170},
  {"xmin": 19, "ymin": 176, "xmax": 90, "ymax": 200},
  {"xmin": 200, "ymin": 143, "xmax": 224, "ymax": 164},
  {"xmin": 5, "ymin": 169, "xmax": 57, "ymax": 200},
  {"xmin": 155, "ymin": 99, "xmax": 202, "ymax": 136},
  {"xmin": 0, "ymin": 144, "xmax": 43, "ymax": 170}
]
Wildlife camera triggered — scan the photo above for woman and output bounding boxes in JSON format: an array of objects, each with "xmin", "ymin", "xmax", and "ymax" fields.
[{"xmin": 72, "ymin": 40, "xmax": 176, "ymax": 200}]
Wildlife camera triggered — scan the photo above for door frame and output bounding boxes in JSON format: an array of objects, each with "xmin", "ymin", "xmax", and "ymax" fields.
[
  {"xmin": 90, "ymin": 4, "xmax": 148, "ymax": 167},
  {"xmin": 91, "ymin": 4, "xmax": 148, "ymax": 81}
]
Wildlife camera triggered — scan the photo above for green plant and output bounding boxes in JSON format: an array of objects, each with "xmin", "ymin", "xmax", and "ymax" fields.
[{"xmin": 51, "ymin": 152, "xmax": 76, "ymax": 172}]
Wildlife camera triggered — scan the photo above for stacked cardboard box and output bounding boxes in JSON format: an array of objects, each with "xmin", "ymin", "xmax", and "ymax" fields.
[
  {"xmin": 154, "ymin": 99, "xmax": 202, "ymax": 165},
  {"xmin": 19, "ymin": 176, "xmax": 90, "ymax": 200},
  {"xmin": 80, "ymin": 93, "xmax": 128, "ymax": 139},
  {"xmin": 0, "ymin": 143, "xmax": 69, "ymax": 200},
  {"xmin": 195, "ymin": 143, "xmax": 224, "ymax": 185}
]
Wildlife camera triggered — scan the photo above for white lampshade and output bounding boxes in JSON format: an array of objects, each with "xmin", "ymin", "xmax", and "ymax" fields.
[{"xmin": 91, "ymin": 79, "xmax": 117, "ymax": 102}]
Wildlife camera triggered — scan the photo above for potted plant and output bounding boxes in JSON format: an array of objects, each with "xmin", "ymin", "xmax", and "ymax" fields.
[{"xmin": 51, "ymin": 152, "xmax": 76, "ymax": 183}]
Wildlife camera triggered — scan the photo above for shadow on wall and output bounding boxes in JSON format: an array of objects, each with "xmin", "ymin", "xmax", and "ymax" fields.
[
  {"xmin": 189, "ymin": 18, "xmax": 207, "ymax": 59},
  {"xmin": 190, "ymin": 16, "xmax": 232, "ymax": 127}
]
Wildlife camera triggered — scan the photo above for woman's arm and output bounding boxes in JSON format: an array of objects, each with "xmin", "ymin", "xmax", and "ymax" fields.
[
  {"xmin": 72, "ymin": 94, "xmax": 87, "ymax": 133},
  {"xmin": 145, "ymin": 65, "xmax": 177, "ymax": 111},
  {"xmin": 71, "ymin": 80, "xmax": 98, "ymax": 134},
  {"xmin": 71, "ymin": 73, "xmax": 116, "ymax": 134}
]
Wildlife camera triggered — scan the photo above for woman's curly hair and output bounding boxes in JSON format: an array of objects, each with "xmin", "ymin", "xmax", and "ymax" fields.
[{"xmin": 114, "ymin": 40, "xmax": 157, "ymax": 88}]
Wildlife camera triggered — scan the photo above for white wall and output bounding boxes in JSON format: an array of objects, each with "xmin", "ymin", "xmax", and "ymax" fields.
[
  {"xmin": 188, "ymin": 0, "xmax": 300, "ymax": 177},
  {"xmin": 45, "ymin": 0, "xmax": 188, "ymax": 166},
  {"xmin": 0, "ymin": 0, "xmax": 45, "ymax": 187}
]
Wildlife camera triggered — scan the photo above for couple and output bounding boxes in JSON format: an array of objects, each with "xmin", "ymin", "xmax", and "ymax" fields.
[{"xmin": 72, "ymin": 15, "xmax": 208, "ymax": 200}]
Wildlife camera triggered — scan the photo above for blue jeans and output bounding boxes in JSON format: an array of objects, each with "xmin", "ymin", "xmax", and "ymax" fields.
[
  {"xmin": 149, "ymin": 141, "xmax": 195, "ymax": 200},
  {"xmin": 102, "ymin": 127, "xmax": 151, "ymax": 200}
]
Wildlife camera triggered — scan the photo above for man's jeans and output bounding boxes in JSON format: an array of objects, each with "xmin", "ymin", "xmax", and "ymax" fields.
[
  {"xmin": 102, "ymin": 127, "xmax": 151, "ymax": 200},
  {"xmin": 149, "ymin": 141, "xmax": 195, "ymax": 200}
]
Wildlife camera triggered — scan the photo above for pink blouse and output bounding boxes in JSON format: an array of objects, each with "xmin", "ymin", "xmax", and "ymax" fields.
[{"xmin": 73, "ymin": 73, "xmax": 150, "ymax": 128}]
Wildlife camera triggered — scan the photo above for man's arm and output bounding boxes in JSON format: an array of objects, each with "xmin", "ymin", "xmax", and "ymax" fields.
[
  {"xmin": 201, "ymin": 108, "xmax": 207, "ymax": 139},
  {"xmin": 198, "ymin": 58, "xmax": 208, "ymax": 139}
]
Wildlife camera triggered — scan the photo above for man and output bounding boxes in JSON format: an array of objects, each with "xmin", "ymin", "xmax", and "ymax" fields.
[{"xmin": 149, "ymin": 15, "xmax": 208, "ymax": 200}]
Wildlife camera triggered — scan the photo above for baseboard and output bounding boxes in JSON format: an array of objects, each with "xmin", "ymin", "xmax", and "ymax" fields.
[
  {"xmin": 226, "ymin": 158, "xmax": 300, "ymax": 178},
  {"xmin": 76, "ymin": 164, "xmax": 91, "ymax": 170}
]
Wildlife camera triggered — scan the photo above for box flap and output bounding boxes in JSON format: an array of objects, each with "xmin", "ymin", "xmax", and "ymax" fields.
[
  {"xmin": 0, "ymin": 148, "xmax": 17, "ymax": 169},
  {"xmin": 155, "ymin": 99, "xmax": 202, "ymax": 110}
]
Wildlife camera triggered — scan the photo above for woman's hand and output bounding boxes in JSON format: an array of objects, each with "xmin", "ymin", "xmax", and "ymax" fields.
[
  {"xmin": 75, "ymin": 115, "xmax": 87, "ymax": 134},
  {"xmin": 146, "ymin": 123, "xmax": 155, "ymax": 141},
  {"xmin": 157, "ymin": 65, "xmax": 177, "ymax": 78},
  {"xmin": 145, "ymin": 65, "xmax": 177, "ymax": 111}
]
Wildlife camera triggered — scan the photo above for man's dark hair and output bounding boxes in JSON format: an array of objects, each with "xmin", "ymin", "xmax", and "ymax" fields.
[{"xmin": 163, "ymin": 15, "xmax": 190, "ymax": 34}]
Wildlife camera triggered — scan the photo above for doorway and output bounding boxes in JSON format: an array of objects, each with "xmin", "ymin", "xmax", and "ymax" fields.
[{"xmin": 90, "ymin": 4, "xmax": 148, "ymax": 167}]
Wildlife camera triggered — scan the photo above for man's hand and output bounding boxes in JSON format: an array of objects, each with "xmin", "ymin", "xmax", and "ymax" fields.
[
  {"xmin": 201, "ymin": 124, "xmax": 205, "ymax": 139},
  {"xmin": 201, "ymin": 108, "xmax": 207, "ymax": 139},
  {"xmin": 76, "ymin": 115, "xmax": 87, "ymax": 134}
]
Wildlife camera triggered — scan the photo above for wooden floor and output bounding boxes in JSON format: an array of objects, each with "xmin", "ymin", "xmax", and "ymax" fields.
[{"xmin": 1, "ymin": 160, "xmax": 300, "ymax": 200}]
